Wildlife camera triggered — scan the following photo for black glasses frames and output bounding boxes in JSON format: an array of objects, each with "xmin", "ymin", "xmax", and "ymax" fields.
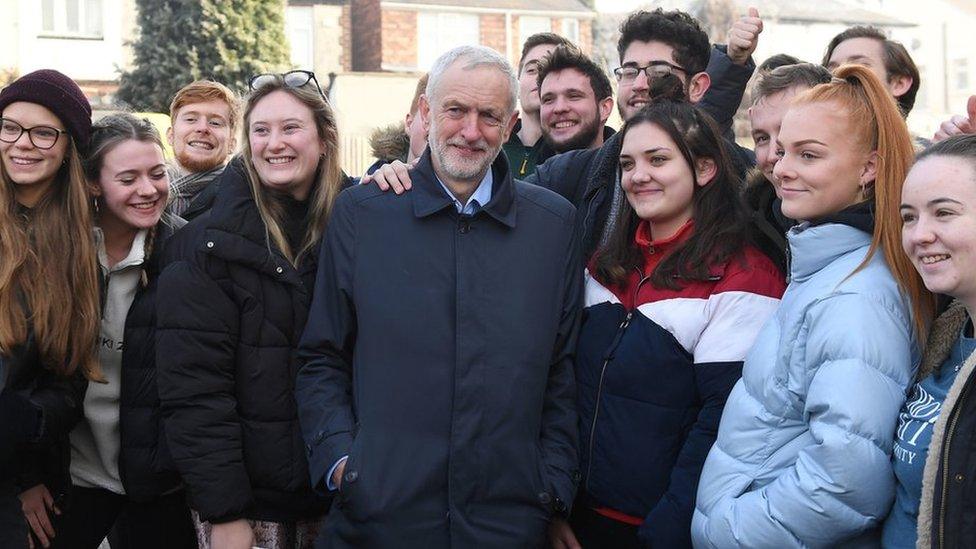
[
  {"xmin": 248, "ymin": 70, "xmax": 328, "ymax": 101},
  {"xmin": 0, "ymin": 118, "xmax": 67, "ymax": 150},
  {"xmin": 613, "ymin": 62, "xmax": 688, "ymax": 83}
]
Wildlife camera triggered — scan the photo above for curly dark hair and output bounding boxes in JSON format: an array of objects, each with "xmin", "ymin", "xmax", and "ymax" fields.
[
  {"xmin": 535, "ymin": 45, "xmax": 613, "ymax": 101},
  {"xmin": 616, "ymin": 9, "xmax": 711, "ymax": 76},
  {"xmin": 593, "ymin": 74, "xmax": 750, "ymax": 288}
]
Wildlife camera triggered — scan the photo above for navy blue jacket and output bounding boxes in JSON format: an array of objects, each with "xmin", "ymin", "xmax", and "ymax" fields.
[{"xmin": 296, "ymin": 150, "xmax": 583, "ymax": 548}]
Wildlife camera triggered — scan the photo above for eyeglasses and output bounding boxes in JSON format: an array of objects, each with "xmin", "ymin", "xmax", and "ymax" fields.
[
  {"xmin": 613, "ymin": 62, "xmax": 687, "ymax": 84},
  {"xmin": 249, "ymin": 70, "xmax": 327, "ymax": 100},
  {"xmin": 0, "ymin": 118, "xmax": 67, "ymax": 150}
]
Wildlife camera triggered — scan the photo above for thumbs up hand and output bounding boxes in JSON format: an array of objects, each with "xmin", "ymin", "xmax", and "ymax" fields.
[
  {"xmin": 727, "ymin": 7, "xmax": 763, "ymax": 66},
  {"xmin": 933, "ymin": 95, "xmax": 976, "ymax": 143}
]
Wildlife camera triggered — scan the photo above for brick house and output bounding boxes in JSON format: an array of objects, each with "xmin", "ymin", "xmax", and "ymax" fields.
[{"xmin": 351, "ymin": 0, "xmax": 594, "ymax": 72}]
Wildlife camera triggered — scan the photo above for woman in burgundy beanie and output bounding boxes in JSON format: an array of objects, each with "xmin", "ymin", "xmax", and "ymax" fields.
[{"xmin": 0, "ymin": 69, "xmax": 101, "ymax": 548}]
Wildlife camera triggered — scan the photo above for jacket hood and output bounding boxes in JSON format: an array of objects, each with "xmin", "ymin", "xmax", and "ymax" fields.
[{"xmin": 369, "ymin": 123, "xmax": 410, "ymax": 164}]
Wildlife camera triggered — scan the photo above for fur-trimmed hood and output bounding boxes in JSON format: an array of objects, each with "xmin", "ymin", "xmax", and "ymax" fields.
[{"xmin": 369, "ymin": 123, "xmax": 410, "ymax": 164}]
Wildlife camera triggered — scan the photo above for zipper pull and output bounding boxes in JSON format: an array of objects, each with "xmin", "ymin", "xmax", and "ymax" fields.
[{"xmin": 520, "ymin": 158, "xmax": 528, "ymax": 175}]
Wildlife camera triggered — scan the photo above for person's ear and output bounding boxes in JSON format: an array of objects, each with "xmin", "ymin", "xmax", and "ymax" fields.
[
  {"xmin": 419, "ymin": 94, "xmax": 432, "ymax": 133},
  {"xmin": 88, "ymin": 180, "xmax": 102, "ymax": 197},
  {"xmin": 503, "ymin": 111, "xmax": 518, "ymax": 142},
  {"xmin": 860, "ymin": 150, "xmax": 879, "ymax": 187},
  {"xmin": 404, "ymin": 111, "xmax": 414, "ymax": 129},
  {"xmin": 166, "ymin": 125, "xmax": 175, "ymax": 148},
  {"xmin": 889, "ymin": 75, "xmax": 913, "ymax": 101},
  {"xmin": 695, "ymin": 158, "xmax": 717, "ymax": 186},
  {"xmin": 688, "ymin": 72, "xmax": 711, "ymax": 103},
  {"xmin": 598, "ymin": 96, "xmax": 614, "ymax": 125}
]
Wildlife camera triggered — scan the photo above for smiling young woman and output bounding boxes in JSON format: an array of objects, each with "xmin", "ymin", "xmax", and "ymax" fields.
[
  {"xmin": 0, "ymin": 70, "xmax": 101, "ymax": 549},
  {"xmin": 886, "ymin": 135, "xmax": 976, "ymax": 548},
  {"xmin": 564, "ymin": 77, "xmax": 784, "ymax": 549},
  {"xmin": 693, "ymin": 64, "xmax": 933, "ymax": 547},
  {"xmin": 155, "ymin": 73, "xmax": 348, "ymax": 549}
]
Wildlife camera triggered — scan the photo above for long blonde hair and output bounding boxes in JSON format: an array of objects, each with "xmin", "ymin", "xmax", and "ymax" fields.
[
  {"xmin": 0, "ymin": 137, "xmax": 102, "ymax": 380},
  {"xmin": 793, "ymin": 64, "xmax": 934, "ymax": 340},
  {"xmin": 240, "ymin": 79, "xmax": 343, "ymax": 265}
]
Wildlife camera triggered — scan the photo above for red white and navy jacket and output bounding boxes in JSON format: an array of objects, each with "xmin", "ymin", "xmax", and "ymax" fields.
[{"xmin": 575, "ymin": 220, "xmax": 785, "ymax": 547}]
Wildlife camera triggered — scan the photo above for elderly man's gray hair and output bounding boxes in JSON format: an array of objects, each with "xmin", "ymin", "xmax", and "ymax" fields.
[{"xmin": 425, "ymin": 45, "xmax": 519, "ymax": 114}]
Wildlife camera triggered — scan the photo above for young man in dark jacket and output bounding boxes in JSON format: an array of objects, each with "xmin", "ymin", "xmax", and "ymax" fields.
[{"xmin": 296, "ymin": 45, "xmax": 582, "ymax": 548}]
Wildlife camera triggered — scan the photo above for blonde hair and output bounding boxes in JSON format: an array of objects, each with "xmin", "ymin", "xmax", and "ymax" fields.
[
  {"xmin": 240, "ymin": 78, "xmax": 343, "ymax": 265},
  {"xmin": 0, "ymin": 137, "xmax": 102, "ymax": 380},
  {"xmin": 793, "ymin": 64, "xmax": 933, "ymax": 340}
]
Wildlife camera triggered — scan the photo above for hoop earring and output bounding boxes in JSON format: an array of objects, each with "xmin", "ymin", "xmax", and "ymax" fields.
[{"xmin": 859, "ymin": 184, "xmax": 867, "ymax": 201}]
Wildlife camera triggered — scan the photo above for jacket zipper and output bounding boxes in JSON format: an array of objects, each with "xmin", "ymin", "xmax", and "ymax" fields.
[
  {"xmin": 938, "ymin": 376, "xmax": 975, "ymax": 548},
  {"xmin": 585, "ymin": 268, "xmax": 651, "ymax": 491}
]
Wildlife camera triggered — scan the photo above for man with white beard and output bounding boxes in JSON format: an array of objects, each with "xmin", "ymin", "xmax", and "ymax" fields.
[{"xmin": 296, "ymin": 45, "xmax": 582, "ymax": 548}]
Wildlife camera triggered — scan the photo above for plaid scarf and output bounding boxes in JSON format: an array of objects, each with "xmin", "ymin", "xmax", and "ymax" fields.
[{"xmin": 166, "ymin": 164, "xmax": 224, "ymax": 217}]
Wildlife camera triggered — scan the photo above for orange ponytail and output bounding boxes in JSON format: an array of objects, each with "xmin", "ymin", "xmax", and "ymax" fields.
[{"xmin": 794, "ymin": 64, "xmax": 934, "ymax": 342}]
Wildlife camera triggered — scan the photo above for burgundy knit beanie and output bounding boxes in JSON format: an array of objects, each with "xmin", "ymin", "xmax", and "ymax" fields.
[{"xmin": 0, "ymin": 69, "xmax": 93, "ymax": 153}]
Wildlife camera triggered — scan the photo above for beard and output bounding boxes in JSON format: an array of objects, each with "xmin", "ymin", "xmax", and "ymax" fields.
[
  {"xmin": 429, "ymin": 119, "xmax": 499, "ymax": 183},
  {"xmin": 174, "ymin": 144, "xmax": 227, "ymax": 174},
  {"xmin": 542, "ymin": 115, "xmax": 602, "ymax": 154}
]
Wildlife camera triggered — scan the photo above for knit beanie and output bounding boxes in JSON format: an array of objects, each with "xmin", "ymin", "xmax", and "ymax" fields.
[{"xmin": 0, "ymin": 69, "xmax": 93, "ymax": 153}]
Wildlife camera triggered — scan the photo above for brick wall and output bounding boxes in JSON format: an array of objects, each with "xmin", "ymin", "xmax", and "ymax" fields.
[
  {"xmin": 351, "ymin": 0, "xmax": 381, "ymax": 71},
  {"xmin": 480, "ymin": 14, "xmax": 507, "ymax": 61},
  {"xmin": 381, "ymin": 9, "xmax": 418, "ymax": 69},
  {"xmin": 340, "ymin": 4, "xmax": 352, "ymax": 71}
]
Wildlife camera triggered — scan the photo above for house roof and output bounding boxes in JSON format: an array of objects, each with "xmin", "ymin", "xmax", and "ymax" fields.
[
  {"xmin": 746, "ymin": 0, "xmax": 914, "ymax": 27},
  {"xmin": 381, "ymin": 0, "xmax": 594, "ymax": 15}
]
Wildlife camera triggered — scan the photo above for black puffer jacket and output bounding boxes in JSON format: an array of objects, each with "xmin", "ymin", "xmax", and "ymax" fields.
[
  {"xmin": 156, "ymin": 161, "xmax": 329, "ymax": 523},
  {"xmin": 117, "ymin": 215, "xmax": 185, "ymax": 501},
  {"xmin": 1, "ymin": 334, "xmax": 86, "ymax": 501}
]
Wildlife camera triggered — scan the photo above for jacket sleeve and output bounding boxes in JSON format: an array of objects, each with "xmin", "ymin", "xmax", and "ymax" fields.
[
  {"xmin": 700, "ymin": 45, "xmax": 755, "ymax": 135},
  {"xmin": 694, "ymin": 292, "xmax": 915, "ymax": 548},
  {"xmin": 524, "ymin": 150, "xmax": 593, "ymax": 209},
  {"xmin": 639, "ymin": 267, "xmax": 782, "ymax": 548},
  {"xmin": 155, "ymin": 256, "xmax": 250, "ymax": 524},
  {"xmin": 295, "ymin": 191, "xmax": 359, "ymax": 494},
  {"xmin": 539, "ymin": 213, "xmax": 583, "ymax": 513}
]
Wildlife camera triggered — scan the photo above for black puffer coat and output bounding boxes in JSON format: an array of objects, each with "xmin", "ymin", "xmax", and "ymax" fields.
[
  {"xmin": 156, "ymin": 160, "xmax": 329, "ymax": 523},
  {"xmin": 1, "ymin": 335, "xmax": 86, "ymax": 502},
  {"xmin": 117, "ymin": 215, "xmax": 185, "ymax": 501}
]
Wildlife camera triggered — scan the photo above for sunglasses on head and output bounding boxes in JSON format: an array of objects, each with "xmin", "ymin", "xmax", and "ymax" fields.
[{"xmin": 248, "ymin": 70, "xmax": 327, "ymax": 101}]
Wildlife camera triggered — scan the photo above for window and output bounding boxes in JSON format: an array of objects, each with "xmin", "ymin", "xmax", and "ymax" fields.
[
  {"xmin": 40, "ymin": 0, "xmax": 103, "ymax": 38},
  {"xmin": 286, "ymin": 6, "xmax": 314, "ymax": 70},
  {"xmin": 954, "ymin": 58, "xmax": 969, "ymax": 91},
  {"xmin": 561, "ymin": 19, "xmax": 579, "ymax": 45},
  {"xmin": 518, "ymin": 16, "xmax": 551, "ymax": 44},
  {"xmin": 417, "ymin": 12, "xmax": 480, "ymax": 70}
]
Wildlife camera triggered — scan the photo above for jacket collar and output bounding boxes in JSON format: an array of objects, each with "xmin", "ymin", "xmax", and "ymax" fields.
[
  {"xmin": 411, "ymin": 147, "xmax": 517, "ymax": 228},
  {"xmin": 583, "ymin": 130, "xmax": 624, "ymax": 201},
  {"xmin": 787, "ymin": 221, "xmax": 872, "ymax": 282},
  {"xmin": 634, "ymin": 218, "xmax": 694, "ymax": 255},
  {"xmin": 202, "ymin": 157, "xmax": 312, "ymax": 284}
]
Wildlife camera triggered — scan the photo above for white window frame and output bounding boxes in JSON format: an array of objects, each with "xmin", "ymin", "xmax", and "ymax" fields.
[
  {"xmin": 416, "ymin": 12, "xmax": 481, "ymax": 71},
  {"xmin": 561, "ymin": 19, "xmax": 580, "ymax": 45},
  {"xmin": 286, "ymin": 6, "xmax": 315, "ymax": 71},
  {"xmin": 954, "ymin": 58, "xmax": 969, "ymax": 92},
  {"xmin": 40, "ymin": 0, "xmax": 104, "ymax": 39},
  {"xmin": 518, "ymin": 16, "xmax": 551, "ymax": 45}
]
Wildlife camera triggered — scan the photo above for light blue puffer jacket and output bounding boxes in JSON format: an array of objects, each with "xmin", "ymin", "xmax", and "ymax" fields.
[{"xmin": 692, "ymin": 222, "xmax": 919, "ymax": 548}]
